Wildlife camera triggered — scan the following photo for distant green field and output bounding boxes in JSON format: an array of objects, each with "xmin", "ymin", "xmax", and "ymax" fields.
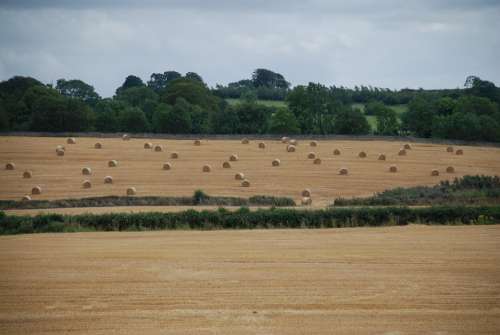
[
  {"xmin": 225, "ymin": 98, "xmax": 286, "ymax": 107},
  {"xmin": 351, "ymin": 103, "xmax": 407, "ymax": 131}
]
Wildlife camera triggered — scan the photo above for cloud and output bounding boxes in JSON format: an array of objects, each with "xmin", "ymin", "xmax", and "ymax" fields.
[{"xmin": 0, "ymin": 0, "xmax": 499, "ymax": 97}]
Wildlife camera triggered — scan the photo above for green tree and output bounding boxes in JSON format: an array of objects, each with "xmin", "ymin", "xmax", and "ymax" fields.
[
  {"xmin": 30, "ymin": 94, "xmax": 92, "ymax": 131},
  {"xmin": 212, "ymin": 105, "xmax": 240, "ymax": 134},
  {"xmin": 333, "ymin": 107, "xmax": 371, "ymax": 135},
  {"xmin": 118, "ymin": 107, "xmax": 149, "ymax": 132},
  {"xmin": 0, "ymin": 102, "xmax": 9, "ymax": 130},
  {"xmin": 162, "ymin": 78, "xmax": 219, "ymax": 113},
  {"xmin": 151, "ymin": 103, "xmax": 173, "ymax": 133},
  {"xmin": 185, "ymin": 72, "xmax": 204, "ymax": 83},
  {"xmin": 115, "ymin": 75, "xmax": 144, "ymax": 95},
  {"xmin": 166, "ymin": 98, "xmax": 192, "ymax": 133},
  {"xmin": 375, "ymin": 107, "xmax": 399, "ymax": 135},
  {"xmin": 147, "ymin": 71, "xmax": 182, "ymax": 92},
  {"xmin": 55, "ymin": 79, "xmax": 100, "ymax": 105},
  {"xmin": 402, "ymin": 96, "xmax": 435, "ymax": 137},
  {"xmin": 268, "ymin": 107, "xmax": 300, "ymax": 134}
]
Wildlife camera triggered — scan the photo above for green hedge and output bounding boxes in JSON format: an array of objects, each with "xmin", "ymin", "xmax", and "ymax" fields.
[{"xmin": 1, "ymin": 206, "xmax": 499, "ymax": 235}]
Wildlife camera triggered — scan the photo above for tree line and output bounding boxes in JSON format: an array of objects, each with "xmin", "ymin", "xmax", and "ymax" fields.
[{"xmin": 0, "ymin": 69, "xmax": 499, "ymax": 141}]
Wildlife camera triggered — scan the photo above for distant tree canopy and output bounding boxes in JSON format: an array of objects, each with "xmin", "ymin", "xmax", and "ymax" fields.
[{"xmin": 56, "ymin": 79, "xmax": 100, "ymax": 105}]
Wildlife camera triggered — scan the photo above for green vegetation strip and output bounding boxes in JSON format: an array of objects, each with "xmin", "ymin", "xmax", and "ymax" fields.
[{"xmin": 1, "ymin": 206, "xmax": 499, "ymax": 235}]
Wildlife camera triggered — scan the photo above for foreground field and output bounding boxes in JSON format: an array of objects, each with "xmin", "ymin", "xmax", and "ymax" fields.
[
  {"xmin": 0, "ymin": 225, "xmax": 499, "ymax": 334},
  {"xmin": 1, "ymin": 136, "xmax": 500, "ymax": 207}
]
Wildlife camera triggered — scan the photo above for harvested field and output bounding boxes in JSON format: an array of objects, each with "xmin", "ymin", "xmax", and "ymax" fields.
[
  {"xmin": 1, "ymin": 136, "xmax": 500, "ymax": 207},
  {"xmin": 0, "ymin": 225, "xmax": 499, "ymax": 334}
]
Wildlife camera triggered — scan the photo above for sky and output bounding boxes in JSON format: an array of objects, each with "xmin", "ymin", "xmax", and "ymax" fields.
[{"xmin": 0, "ymin": 0, "xmax": 499, "ymax": 97}]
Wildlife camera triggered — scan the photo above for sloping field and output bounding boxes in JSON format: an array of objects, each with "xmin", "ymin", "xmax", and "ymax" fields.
[
  {"xmin": 1, "ymin": 136, "xmax": 500, "ymax": 206},
  {"xmin": 0, "ymin": 225, "xmax": 499, "ymax": 334}
]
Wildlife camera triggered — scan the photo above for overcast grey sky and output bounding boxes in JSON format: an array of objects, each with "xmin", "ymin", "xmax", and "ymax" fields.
[{"xmin": 1, "ymin": 0, "xmax": 499, "ymax": 97}]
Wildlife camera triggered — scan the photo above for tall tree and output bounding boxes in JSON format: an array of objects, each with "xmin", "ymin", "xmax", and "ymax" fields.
[
  {"xmin": 147, "ymin": 71, "xmax": 182, "ymax": 92},
  {"xmin": 115, "ymin": 75, "xmax": 144, "ymax": 95},
  {"xmin": 55, "ymin": 79, "xmax": 100, "ymax": 105},
  {"xmin": 268, "ymin": 107, "xmax": 300, "ymax": 134}
]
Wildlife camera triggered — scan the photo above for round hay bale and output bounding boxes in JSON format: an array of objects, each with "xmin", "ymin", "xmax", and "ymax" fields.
[
  {"xmin": 235, "ymin": 172, "xmax": 245, "ymax": 180},
  {"xmin": 31, "ymin": 186, "xmax": 42, "ymax": 195},
  {"xmin": 301, "ymin": 197, "xmax": 312, "ymax": 206},
  {"xmin": 170, "ymin": 152, "xmax": 179, "ymax": 159},
  {"xmin": 281, "ymin": 136, "xmax": 290, "ymax": 144},
  {"xmin": 67, "ymin": 137, "xmax": 76, "ymax": 144},
  {"xmin": 122, "ymin": 134, "xmax": 130, "ymax": 141},
  {"xmin": 307, "ymin": 152, "xmax": 316, "ymax": 159},
  {"xmin": 241, "ymin": 138, "xmax": 249, "ymax": 144},
  {"xmin": 398, "ymin": 149, "xmax": 407, "ymax": 156},
  {"xmin": 389, "ymin": 165, "xmax": 398, "ymax": 173},
  {"xmin": 258, "ymin": 142, "xmax": 266, "ymax": 149},
  {"xmin": 56, "ymin": 145, "xmax": 66, "ymax": 151},
  {"xmin": 378, "ymin": 154, "xmax": 386, "ymax": 161},
  {"xmin": 289, "ymin": 139, "xmax": 298, "ymax": 146},
  {"xmin": 310, "ymin": 141, "xmax": 318, "ymax": 147},
  {"xmin": 82, "ymin": 180, "xmax": 92, "ymax": 189},
  {"xmin": 446, "ymin": 146, "xmax": 454, "ymax": 153},
  {"xmin": 5, "ymin": 162, "xmax": 15, "ymax": 170},
  {"xmin": 404, "ymin": 143, "xmax": 412, "ymax": 150},
  {"xmin": 455, "ymin": 149, "xmax": 463, "ymax": 155},
  {"xmin": 154, "ymin": 145, "xmax": 163, "ymax": 152},
  {"xmin": 94, "ymin": 142, "xmax": 102, "ymax": 149},
  {"xmin": 339, "ymin": 167, "xmax": 349, "ymax": 175},
  {"xmin": 222, "ymin": 161, "xmax": 232, "ymax": 169},
  {"xmin": 229, "ymin": 154, "xmax": 239, "ymax": 162},
  {"xmin": 144, "ymin": 142, "xmax": 153, "ymax": 149},
  {"xmin": 104, "ymin": 176, "xmax": 113, "ymax": 184},
  {"xmin": 82, "ymin": 167, "xmax": 92, "ymax": 175},
  {"xmin": 56, "ymin": 148, "xmax": 65, "ymax": 156},
  {"xmin": 163, "ymin": 162, "xmax": 172, "ymax": 170},
  {"xmin": 194, "ymin": 139, "xmax": 201, "ymax": 146},
  {"xmin": 126, "ymin": 187, "xmax": 137, "ymax": 196},
  {"xmin": 272, "ymin": 158, "xmax": 281, "ymax": 167},
  {"xmin": 301, "ymin": 189, "xmax": 311, "ymax": 197},
  {"xmin": 287, "ymin": 145, "xmax": 296, "ymax": 152},
  {"xmin": 241, "ymin": 179, "xmax": 250, "ymax": 187},
  {"xmin": 358, "ymin": 151, "xmax": 367, "ymax": 158},
  {"xmin": 22, "ymin": 195, "xmax": 31, "ymax": 201},
  {"xmin": 313, "ymin": 158, "xmax": 322, "ymax": 165},
  {"xmin": 108, "ymin": 160, "xmax": 118, "ymax": 167},
  {"xmin": 431, "ymin": 169, "xmax": 440, "ymax": 176},
  {"xmin": 333, "ymin": 149, "xmax": 341, "ymax": 156},
  {"xmin": 23, "ymin": 170, "xmax": 32, "ymax": 178},
  {"xmin": 202, "ymin": 164, "xmax": 211, "ymax": 172},
  {"xmin": 446, "ymin": 166, "xmax": 455, "ymax": 173}
]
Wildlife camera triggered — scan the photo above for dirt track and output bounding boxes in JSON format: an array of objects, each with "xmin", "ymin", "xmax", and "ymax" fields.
[
  {"xmin": 1, "ymin": 136, "xmax": 500, "ymax": 207},
  {"xmin": 0, "ymin": 225, "xmax": 499, "ymax": 334}
]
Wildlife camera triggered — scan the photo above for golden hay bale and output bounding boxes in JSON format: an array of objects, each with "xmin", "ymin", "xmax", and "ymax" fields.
[
  {"xmin": 31, "ymin": 186, "xmax": 42, "ymax": 195},
  {"xmin": 222, "ymin": 161, "xmax": 232, "ymax": 168},
  {"xmin": 258, "ymin": 142, "xmax": 266, "ymax": 149},
  {"xmin": 170, "ymin": 152, "xmax": 179, "ymax": 159},
  {"xmin": 455, "ymin": 149, "xmax": 463, "ymax": 155},
  {"xmin": 310, "ymin": 140, "xmax": 318, "ymax": 147},
  {"xmin": 154, "ymin": 145, "xmax": 163, "ymax": 152},
  {"xmin": 194, "ymin": 139, "xmax": 201, "ymax": 146},
  {"xmin": 122, "ymin": 134, "xmax": 131, "ymax": 141},
  {"xmin": 301, "ymin": 197, "xmax": 312, "ymax": 206},
  {"xmin": 67, "ymin": 137, "xmax": 76, "ymax": 144},
  {"xmin": 333, "ymin": 149, "xmax": 341, "ymax": 156},
  {"xmin": 23, "ymin": 170, "xmax": 32, "ymax": 178},
  {"xmin": 56, "ymin": 145, "xmax": 65, "ymax": 151},
  {"xmin": 5, "ymin": 162, "xmax": 15, "ymax": 170},
  {"xmin": 94, "ymin": 142, "xmax": 102, "ymax": 149},
  {"xmin": 281, "ymin": 136, "xmax": 290, "ymax": 143},
  {"xmin": 307, "ymin": 152, "xmax": 316, "ymax": 159},
  {"xmin": 302, "ymin": 189, "xmax": 311, "ymax": 197},
  {"xmin": 378, "ymin": 154, "xmax": 386, "ymax": 161},
  {"xmin": 108, "ymin": 160, "xmax": 118, "ymax": 167},
  {"xmin": 272, "ymin": 158, "xmax": 281, "ymax": 166},
  {"xmin": 287, "ymin": 145, "xmax": 296, "ymax": 152},
  {"xmin": 82, "ymin": 167, "xmax": 92, "ymax": 175},
  {"xmin": 22, "ymin": 195, "xmax": 32, "ymax": 201},
  {"xmin": 431, "ymin": 169, "xmax": 440, "ymax": 176},
  {"xmin": 398, "ymin": 148, "xmax": 407, "ymax": 156},
  {"xmin": 104, "ymin": 176, "xmax": 113, "ymax": 184},
  {"xmin": 389, "ymin": 165, "xmax": 398, "ymax": 173},
  {"xmin": 82, "ymin": 180, "xmax": 92, "ymax": 189},
  {"xmin": 241, "ymin": 179, "xmax": 250, "ymax": 187},
  {"xmin": 163, "ymin": 162, "xmax": 172, "ymax": 170},
  {"xmin": 313, "ymin": 158, "xmax": 322, "ymax": 165},
  {"xmin": 339, "ymin": 167, "xmax": 349, "ymax": 175},
  {"xmin": 56, "ymin": 148, "xmax": 65, "ymax": 156},
  {"xmin": 404, "ymin": 143, "xmax": 412, "ymax": 150},
  {"xmin": 126, "ymin": 187, "xmax": 137, "ymax": 196},
  {"xmin": 229, "ymin": 154, "xmax": 239, "ymax": 162},
  {"xmin": 446, "ymin": 166, "xmax": 455, "ymax": 173},
  {"xmin": 202, "ymin": 164, "xmax": 211, "ymax": 172},
  {"xmin": 446, "ymin": 146, "xmax": 454, "ymax": 153},
  {"xmin": 241, "ymin": 138, "xmax": 250, "ymax": 144},
  {"xmin": 235, "ymin": 172, "xmax": 245, "ymax": 180},
  {"xmin": 289, "ymin": 139, "xmax": 298, "ymax": 146},
  {"xmin": 144, "ymin": 142, "xmax": 153, "ymax": 149},
  {"xmin": 358, "ymin": 151, "xmax": 367, "ymax": 158}
]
